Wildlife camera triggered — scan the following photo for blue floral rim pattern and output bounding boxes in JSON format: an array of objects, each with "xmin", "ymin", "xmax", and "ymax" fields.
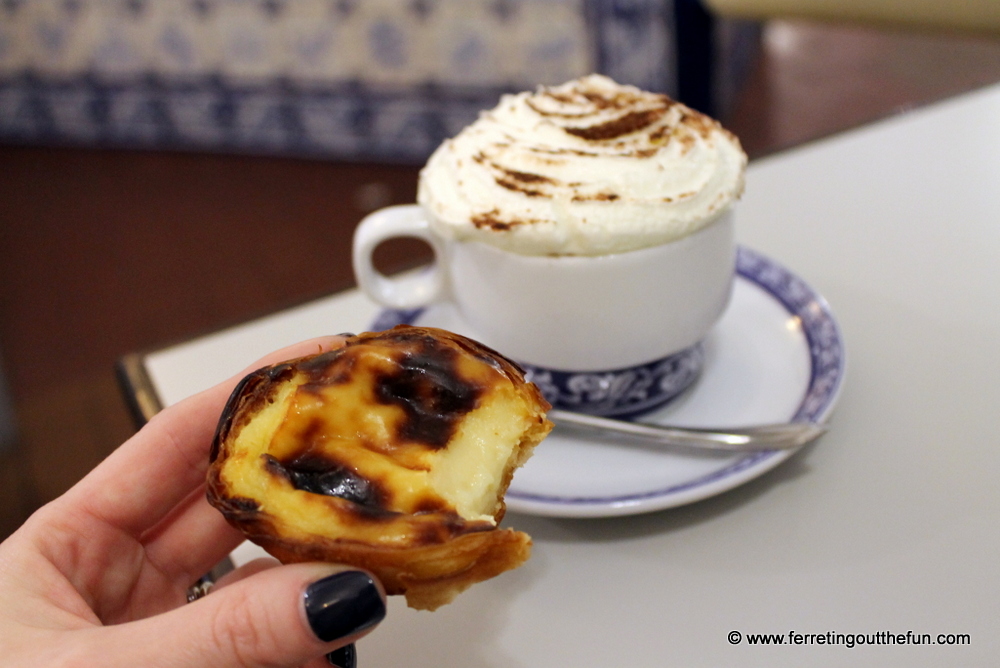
[
  {"xmin": 520, "ymin": 345, "xmax": 704, "ymax": 419},
  {"xmin": 374, "ymin": 307, "xmax": 705, "ymax": 417},
  {"xmin": 506, "ymin": 246, "xmax": 846, "ymax": 508}
]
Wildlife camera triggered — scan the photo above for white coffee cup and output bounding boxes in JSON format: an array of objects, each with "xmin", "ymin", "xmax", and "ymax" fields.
[
  {"xmin": 353, "ymin": 204, "xmax": 735, "ymax": 417},
  {"xmin": 354, "ymin": 75, "xmax": 747, "ymax": 416}
]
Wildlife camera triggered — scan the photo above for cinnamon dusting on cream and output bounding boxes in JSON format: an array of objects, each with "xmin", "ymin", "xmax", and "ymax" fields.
[{"xmin": 418, "ymin": 74, "xmax": 747, "ymax": 256}]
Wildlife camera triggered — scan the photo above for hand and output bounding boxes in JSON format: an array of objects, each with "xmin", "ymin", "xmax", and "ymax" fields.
[{"xmin": 0, "ymin": 337, "xmax": 386, "ymax": 667}]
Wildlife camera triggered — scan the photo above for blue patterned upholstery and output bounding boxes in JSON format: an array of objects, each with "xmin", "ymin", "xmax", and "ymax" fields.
[{"xmin": 0, "ymin": 0, "xmax": 757, "ymax": 162}]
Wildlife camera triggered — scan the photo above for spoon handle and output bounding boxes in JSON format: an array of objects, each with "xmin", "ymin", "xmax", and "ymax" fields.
[{"xmin": 548, "ymin": 409, "xmax": 827, "ymax": 453}]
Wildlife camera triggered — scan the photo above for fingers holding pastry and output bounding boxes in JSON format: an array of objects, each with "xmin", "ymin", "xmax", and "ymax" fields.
[{"xmin": 66, "ymin": 336, "xmax": 349, "ymax": 543}]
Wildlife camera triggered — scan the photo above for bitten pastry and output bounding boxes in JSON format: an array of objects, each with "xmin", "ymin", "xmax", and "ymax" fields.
[{"xmin": 207, "ymin": 325, "xmax": 552, "ymax": 610}]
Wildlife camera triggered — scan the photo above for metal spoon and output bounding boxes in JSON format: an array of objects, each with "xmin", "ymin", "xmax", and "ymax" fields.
[{"xmin": 548, "ymin": 409, "xmax": 827, "ymax": 453}]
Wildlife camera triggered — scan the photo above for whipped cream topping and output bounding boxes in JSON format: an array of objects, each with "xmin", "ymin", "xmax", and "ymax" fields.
[{"xmin": 417, "ymin": 74, "xmax": 747, "ymax": 256}]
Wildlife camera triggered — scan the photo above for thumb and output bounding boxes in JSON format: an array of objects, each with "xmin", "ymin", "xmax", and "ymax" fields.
[{"xmin": 104, "ymin": 563, "xmax": 386, "ymax": 668}]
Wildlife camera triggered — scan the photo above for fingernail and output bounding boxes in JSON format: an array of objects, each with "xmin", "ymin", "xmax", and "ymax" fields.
[
  {"xmin": 327, "ymin": 643, "xmax": 357, "ymax": 668},
  {"xmin": 304, "ymin": 571, "xmax": 385, "ymax": 643}
]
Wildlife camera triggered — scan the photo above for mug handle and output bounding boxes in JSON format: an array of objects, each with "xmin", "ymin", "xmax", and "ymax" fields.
[{"xmin": 352, "ymin": 204, "xmax": 449, "ymax": 309}]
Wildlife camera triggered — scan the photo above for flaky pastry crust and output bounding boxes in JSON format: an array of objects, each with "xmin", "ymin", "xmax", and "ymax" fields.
[{"xmin": 207, "ymin": 326, "xmax": 552, "ymax": 610}]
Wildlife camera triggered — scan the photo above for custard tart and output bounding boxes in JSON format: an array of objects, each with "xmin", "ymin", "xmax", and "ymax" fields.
[{"xmin": 207, "ymin": 325, "xmax": 552, "ymax": 610}]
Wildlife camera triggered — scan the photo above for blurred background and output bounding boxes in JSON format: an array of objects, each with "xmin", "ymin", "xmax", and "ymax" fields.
[{"xmin": 2, "ymin": 0, "xmax": 1000, "ymax": 539}]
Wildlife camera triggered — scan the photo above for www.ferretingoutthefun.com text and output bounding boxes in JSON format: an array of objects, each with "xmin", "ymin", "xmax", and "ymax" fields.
[{"xmin": 727, "ymin": 630, "xmax": 970, "ymax": 648}]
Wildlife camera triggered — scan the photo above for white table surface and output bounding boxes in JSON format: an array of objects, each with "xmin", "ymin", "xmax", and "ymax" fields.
[{"xmin": 142, "ymin": 83, "xmax": 1000, "ymax": 667}]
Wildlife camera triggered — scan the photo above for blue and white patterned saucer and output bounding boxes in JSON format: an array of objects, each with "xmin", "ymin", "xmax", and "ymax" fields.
[
  {"xmin": 374, "ymin": 247, "xmax": 845, "ymax": 517},
  {"xmin": 373, "ymin": 307, "xmax": 707, "ymax": 418}
]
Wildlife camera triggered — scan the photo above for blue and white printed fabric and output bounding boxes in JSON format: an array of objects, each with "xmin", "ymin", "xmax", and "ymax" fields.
[{"xmin": 0, "ymin": 0, "xmax": 755, "ymax": 162}]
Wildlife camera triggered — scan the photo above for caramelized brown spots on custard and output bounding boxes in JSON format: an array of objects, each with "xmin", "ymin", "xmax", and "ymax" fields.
[
  {"xmin": 445, "ymin": 332, "xmax": 518, "ymax": 374},
  {"xmin": 411, "ymin": 493, "xmax": 452, "ymax": 514},
  {"xmin": 224, "ymin": 496, "xmax": 262, "ymax": 513},
  {"xmin": 264, "ymin": 452, "xmax": 389, "ymax": 509},
  {"xmin": 297, "ymin": 348, "xmax": 356, "ymax": 386},
  {"xmin": 373, "ymin": 332, "xmax": 484, "ymax": 448}
]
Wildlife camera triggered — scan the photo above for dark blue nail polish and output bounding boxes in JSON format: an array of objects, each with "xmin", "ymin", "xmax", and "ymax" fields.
[
  {"xmin": 304, "ymin": 571, "xmax": 385, "ymax": 643},
  {"xmin": 327, "ymin": 643, "xmax": 357, "ymax": 668}
]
